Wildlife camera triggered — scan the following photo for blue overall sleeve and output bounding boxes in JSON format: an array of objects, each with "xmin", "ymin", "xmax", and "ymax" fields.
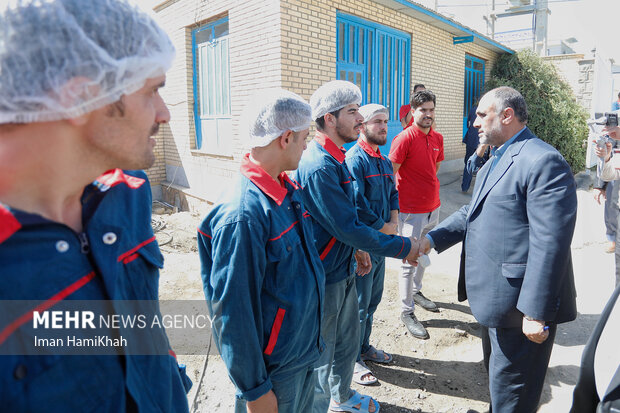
[
  {"xmin": 347, "ymin": 156, "xmax": 384, "ymax": 230},
  {"xmin": 198, "ymin": 220, "xmax": 272, "ymax": 402},
  {"xmin": 303, "ymin": 167, "xmax": 410, "ymax": 259}
]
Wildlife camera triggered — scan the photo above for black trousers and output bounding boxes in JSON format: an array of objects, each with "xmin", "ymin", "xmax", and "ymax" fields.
[{"xmin": 481, "ymin": 324, "xmax": 557, "ymax": 413}]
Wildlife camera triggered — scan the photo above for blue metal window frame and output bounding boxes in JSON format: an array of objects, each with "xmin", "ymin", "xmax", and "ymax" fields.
[
  {"xmin": 337, "ymin": 13, "xmax": 410, "ymax": 153},
  {"xmin": 463, "ymin": 54, "xmax": 485, "ymax": 133},
  {"xmin": 191, "ymin": 17, "xmax": 230, "ymax": 150}
]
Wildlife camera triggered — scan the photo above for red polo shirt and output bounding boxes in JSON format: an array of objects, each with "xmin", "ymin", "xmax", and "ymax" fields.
[{"xmin": 389, "ymin": 125, "xmax": 444, "ymax": 213}]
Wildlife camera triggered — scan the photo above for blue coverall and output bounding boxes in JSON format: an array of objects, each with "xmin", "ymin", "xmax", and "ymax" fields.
[
  {"xmin": 197, "ymin": 155, "xmax": 325, "ymax": 411},
  {"xmin": 292, "ymin": 132, "xmax": 411, "ymax": 411},
  {"xmin": 346, "ymin": 139, "xmax": 399, "ymax": 361},
  {"xmin": 0, "ymin": 169, "xmax": 191, "ymax": 412}
]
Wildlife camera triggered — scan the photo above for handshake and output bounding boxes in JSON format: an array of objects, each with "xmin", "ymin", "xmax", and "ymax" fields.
[
  {"xmin": 354, "ymin": 234, "xmax": 433, "ymax": 277},
  {"xmin": 405, "ymin": 236, "xmax": 431, "ymax": 266}
]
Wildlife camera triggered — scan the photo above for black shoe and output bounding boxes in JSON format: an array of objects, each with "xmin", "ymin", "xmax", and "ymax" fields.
[
  {"xmin": 400, "ymin": 312, "xmax": 429, "ymax": 339},
  {"xmin": 413, "ymin": 291, "xmax": 439, "ymax": 312}
]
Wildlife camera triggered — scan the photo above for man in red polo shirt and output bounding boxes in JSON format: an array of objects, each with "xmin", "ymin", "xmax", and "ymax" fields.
[{"xmin": 389, "ymin": 89, "xmax": 443, "ymax": 339}]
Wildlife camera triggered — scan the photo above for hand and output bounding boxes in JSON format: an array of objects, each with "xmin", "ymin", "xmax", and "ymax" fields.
[
  {"xmin": 354, "ymin": 250, "xmax": 372, "ymax": 276},
  {"xmin": 379, "ymin": 221, "xmax": 398, "ymax": 235},
  {"xmin": 603, "ymin": 125, "xmax": 620, "ymax": 140},
  {"xmin": 403, "ymin": 237, "xmax": 419, "ymax": 266},
  {"xmin": 594, "ymin": 188, "xmax": 606, "ymax": 204},
  {"xmin": 594, "ymin": 141, "xmax": 612, "ymax": 161},
  {"xmin": 522, "ymin": 316, "xmax": 549, "ymax": 344},
  {"xmin": 247, "ymin": 390, "xmax": 277, "ymax": 413},
  {"xmin": 417, "ymin": 236, "xmax": 431, "ymax": 257},
  {"xmin": 475, "ymin": 143, "xmax": 490, "ymax": 157}
]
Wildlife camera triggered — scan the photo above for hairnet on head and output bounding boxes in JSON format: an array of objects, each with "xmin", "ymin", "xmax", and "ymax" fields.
[
  {"xmin": 359, "ymin": 104, "xmax": 388, "ymax": 123},
  {"xmin": 310, "ymin": 80, "xmax": 362, "ymax": 120},
  {"xmin": 0, "ymin": 0, "xmax": 175, "ymax": 124},
  {"xmin": 246, "ymin": 88, "xmax": 312, "ymax": 149}
]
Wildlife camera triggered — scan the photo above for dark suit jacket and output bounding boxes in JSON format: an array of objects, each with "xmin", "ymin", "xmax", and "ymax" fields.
[
  {"xmin": 430, "ymin": 127, "xmax": 578, "ymax": 328},
  {"xmin": 570, "ymin": 285, "xmax": 620, "ymax": 413}
]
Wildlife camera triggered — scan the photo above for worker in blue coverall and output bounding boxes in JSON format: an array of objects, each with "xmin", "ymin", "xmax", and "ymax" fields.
[
  {"xmin": 345, "ymin": 104, "xmax": 399, "ymax": 387},
  {"xmin": 197, "ymin": 89, "xmax": 325, "ymax": 412},
  {"xmin": 0, "ymin": 1, "xmax": 191, "ymax": 411},
  {"xmin": 292, "ymin": 80, "xmax": 420, "ymax": 413}
]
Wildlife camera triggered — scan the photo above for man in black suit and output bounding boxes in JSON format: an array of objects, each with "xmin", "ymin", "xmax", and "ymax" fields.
[{"xmin": 417, "ymin": 86, "xmax": 578, "ymax": 412}]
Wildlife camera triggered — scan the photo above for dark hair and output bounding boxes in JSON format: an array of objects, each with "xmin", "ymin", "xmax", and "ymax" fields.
[
  {"xmin": 413, "ymin": 84, "xmax": 425, "ymax": 92},
  {"xmin": 617, "ymin": 91, "xmax": 620, "ymax": 99},
  {"xmin": 410, "ymin": 90, "xmax": 436, "ymax": 109},
  {"xmin": 315, "ymin": 109, "xmax": 341, "ymax": 130},
  {"xmin": 490, "ymin": 86, "xmax": 528, "ymax": 123}
]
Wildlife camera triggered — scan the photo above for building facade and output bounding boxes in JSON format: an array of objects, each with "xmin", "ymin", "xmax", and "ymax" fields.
[{"xmin": 147, "ymin": 0, "xmax": 511, "ymax": 209}]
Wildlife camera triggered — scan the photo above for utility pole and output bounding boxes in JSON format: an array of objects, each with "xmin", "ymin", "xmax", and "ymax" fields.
[
  {"xmin": 533, "ymin": 0, "xmax": 549, "ymax": 56},
  {"xmin": 487, "ymin": 0, "xmax": 549, "ymax": 55},
  {"xmin": 483, "ymin": 0, "xmax": 496, "ymax": 39}
]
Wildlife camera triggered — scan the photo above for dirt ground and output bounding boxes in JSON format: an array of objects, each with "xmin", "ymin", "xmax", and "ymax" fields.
[{"xmin": 155, "ymin": 174, "xmax": 616, "ymax": 413}]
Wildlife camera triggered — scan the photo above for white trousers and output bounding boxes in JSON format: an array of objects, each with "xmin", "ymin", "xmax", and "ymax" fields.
[{"xmin": 397, "ymin": 208, "xmax": 439, "ymax": 314}]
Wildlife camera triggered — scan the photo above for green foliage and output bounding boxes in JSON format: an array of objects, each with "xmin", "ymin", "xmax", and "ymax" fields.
[{"xmin": 486, "ymin": 49, "xmax": 588, "ymax": 172}]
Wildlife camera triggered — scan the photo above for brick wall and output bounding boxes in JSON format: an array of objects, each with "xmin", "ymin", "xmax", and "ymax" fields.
[
  {"xmin": 280, "ymin": 0, "xmax": 501, "ymax": 163},
  {"xmin": 153, "ymin": 0, "xmax": 504, "ymax": 205},
  {"xmin": 153, "ymin": 0, "xmax": 283, "ymax": 207}
]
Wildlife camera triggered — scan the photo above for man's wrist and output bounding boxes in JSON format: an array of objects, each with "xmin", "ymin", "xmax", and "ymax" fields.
[{"xmin": 425, "ymin": 233, "xmax": 435, "ymax": 249}]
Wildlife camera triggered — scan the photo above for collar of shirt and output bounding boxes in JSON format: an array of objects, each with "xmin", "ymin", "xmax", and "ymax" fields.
[
  {"xmin": 0, "ymin": 169, "xmax": 147, "ymax": 244},
  {"xmin": 240, "ymin": 153, "xmax": 296, "ymax": 206},
  {"xmin": 0, "ymin": 203, "xmax": 21, "ymax": 244},
  {"xmin": 409, "ymin": 123, "xmax": 440, "ymax": 140},
  {"xmin": 358, "ymin": 138, "xmax": 384, "ymax": 159},
  {"xmin": 491, "ymin": 126, "xmax": 526, "ymax": 161},
  {"xmin": 314, "ymin": 131, "xmax": 346, "ymax": 163}
]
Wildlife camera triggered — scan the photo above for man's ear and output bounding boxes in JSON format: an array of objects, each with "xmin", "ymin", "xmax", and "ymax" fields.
[
  {"xmin": 324, "ymin": 112, "xmax": 337, "ymax": 129},
  {"xmin": 502, "ymin": 107, "xmax": 515, "ymax": 125},
  {"xmin": 279, "ymin": 130, "xmax": 294, "ymax": 149}
]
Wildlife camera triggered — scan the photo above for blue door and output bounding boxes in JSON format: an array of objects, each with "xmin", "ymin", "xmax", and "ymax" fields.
[
  {"xmin": 337, "ymin": 13, "xmax": 410, "ymax": 153},
  {"xmin": 464, "ymin": 55, "xmax": 485, "ymax": 134}
]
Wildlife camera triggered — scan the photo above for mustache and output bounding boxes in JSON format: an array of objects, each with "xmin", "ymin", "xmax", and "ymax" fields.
[{"xmin": 150, "ymin": 124, "xmax": 160, "ymax": 136}]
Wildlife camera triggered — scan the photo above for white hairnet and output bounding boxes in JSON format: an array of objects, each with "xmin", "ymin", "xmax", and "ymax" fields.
[
  {"xmin": 310, "ymin": 80, "xmax": 362, "ymax": 120},
  {"xmin": 359, "ymin": 103, "xmax": 388, "ymax": 123},
  {"xmin": 0, "ymin": 0, "xmax": 175, "ymax": 124},
  {"xmin": 246, "ymin": 88, "xmax": 312, "ymax": 148}
]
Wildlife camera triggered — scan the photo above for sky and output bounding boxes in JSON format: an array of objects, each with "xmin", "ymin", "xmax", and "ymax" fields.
[{"xmin": 415, "ymin": 0, "xmax": 620, "ymax": 63}]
